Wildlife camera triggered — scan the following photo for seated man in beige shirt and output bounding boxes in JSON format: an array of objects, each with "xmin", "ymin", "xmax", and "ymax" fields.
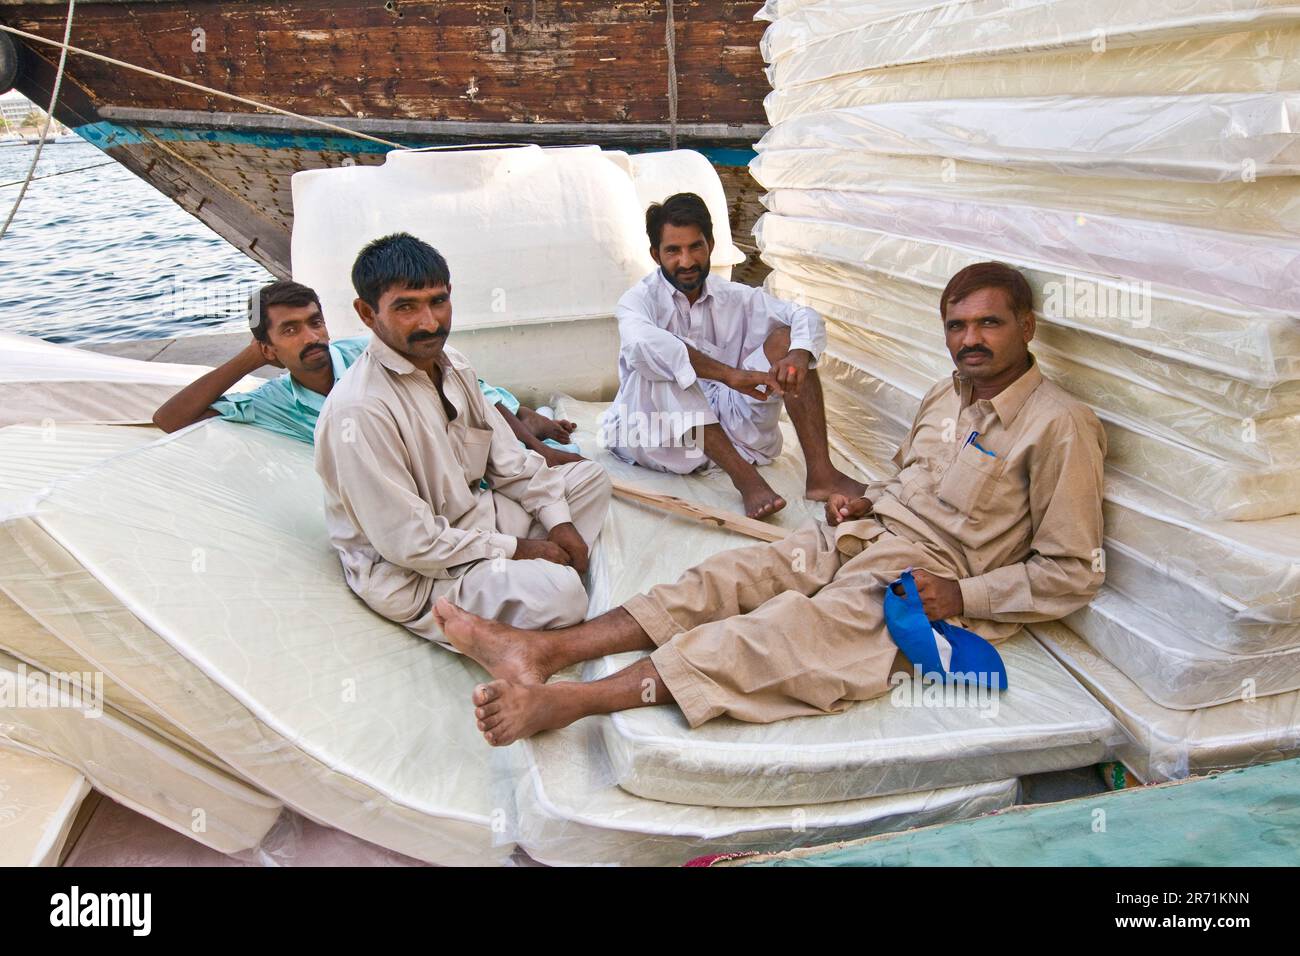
[
  {"xmin": 433, "ymin": 261, "xmax": 1107, "ymax": 744},
  {"xmin": 314, "ymin": 233, "xmax": 612, "ymax": 644}
]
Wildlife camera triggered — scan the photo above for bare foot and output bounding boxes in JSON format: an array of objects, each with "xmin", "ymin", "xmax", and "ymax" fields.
[
  {"xmin": 433, "ymin": 598, "xmax": 552, "ymax": 685},
  {"xmin": 472, "ymin": 680, "xmax": 577, "ymax": 746},
  {"xmin": 805, "ymin": 469, "xmax": 866, "ymax": 502},
  {"xmin": 735, "ymin": 476, "xmax": 787, "ymax": 520}
]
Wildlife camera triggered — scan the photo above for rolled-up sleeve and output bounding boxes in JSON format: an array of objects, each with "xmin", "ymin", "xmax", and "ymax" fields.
[
  {"xmin": 959, "ymin": 408, "xmax": 1107, "ymax": 622},
  {"xmin": 615, "ymin": 288, "xmax": 697, "ymax": 389},
  {"xmin": 316, "ymin": 402, "xmax": 517, "ymax": 577}
]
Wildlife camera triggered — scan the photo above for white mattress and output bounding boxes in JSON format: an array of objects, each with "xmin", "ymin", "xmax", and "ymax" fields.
[
  {"xmin": 0, "ymin": 745, "xmax": 91, "ymax": 866},
  {"xmin": 761, "ymin": 0, "xmax": 1297, "ymax": 87},
  {"xmin": 1067, "ymin": 589, "xmax": 1300, "ymax": 710},
  {"xmin": 557, "ymin": 400, "xmax": 1115, "ymax": 809},
  {"xmin": 759, "ymin": 249, "xmax": 1300, "ymax": 422},
  {"xmin": 1034, "ymin": 622, "xmax": 1300, "ymax": 782},
  {"xmin": 0, "ymin": 332, "xmax": 260, "ymax": 428},
  {"xmin": 760, "ymin": 25, "xmax": 1300, "ymax": 124},
  {"xmin": 756, "ymin": 94, "xmax": 1300, "ymax": 184},
  {"xmin": 591, "ymin": 635, "xmax": 1112, "ymax": 808},
  {"xmin": 0, "ymin": 421, "xmax": 515, "ymax": 866},
  {"xmin": 0, "ymin": 649, "xmax": 282, "ymax": 854},
  {"xmin": 515, "ymin": 722, "xmax": 1019, "ymax": 867},
  {"xmin": 765, "ymin": 188, "xmax": 1300, "ymax": 323},
  {"xmin": 818, "ymin": 354, "xmax": 1300, "ymax": 626},
  {"xmin": 755, "ymin": 214, "xmax": 1300, "ymax": 388}
]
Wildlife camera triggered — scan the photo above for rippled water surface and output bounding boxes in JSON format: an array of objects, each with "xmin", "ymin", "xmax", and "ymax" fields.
[{"xmin": 0, "ymin": 138, "xmax": 274, "ymax": 344}]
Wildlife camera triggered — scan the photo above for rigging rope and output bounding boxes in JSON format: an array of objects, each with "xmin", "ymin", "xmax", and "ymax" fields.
[{"xmin": 0, "ymin": 0, "xmax": 76, "ymax": 241}]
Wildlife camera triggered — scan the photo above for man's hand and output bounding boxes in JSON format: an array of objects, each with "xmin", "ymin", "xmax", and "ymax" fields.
[
  {"xmin": 825, "ymin": 493, "xmax": 871, "ymax": 526},
  {"xmin": 540, "ymin": 447, "xmax": 586, "ymax": 468},
  {"xmin": 547, "ymin": 522, "xmax": 589, "ymax": 575},
  {"xmin": 724, "ymin": 367, "xmax": 783, "ymax": 402},
  {"xmin": 911, "ymin": 569, "xmax": 964, "ymax": 621},
  {"xmin": 244, "ymin": 337, "xmax": 279, "ymax": 370},
  {"xmin": 511, "ymin": 538, "xmax": 571, "ymax": 566},
  {"xmin": 772, "ymin": 349, "xmax": 811, "ymax": 399}
]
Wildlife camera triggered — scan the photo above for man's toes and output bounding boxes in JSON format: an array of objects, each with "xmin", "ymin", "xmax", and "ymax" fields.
[
  {"xmin": 472, "ymin": 683, "xmax": 499, "ymax": 706},
  {"xmin": 480, "ymin": 713, "xmax": 504, "ymax": 732},
  {"xmin": 475, "ymin": 700, "xmax": 503, "ymax": 720}
]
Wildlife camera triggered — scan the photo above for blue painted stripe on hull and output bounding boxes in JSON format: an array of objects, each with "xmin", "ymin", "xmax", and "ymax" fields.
[{"xmin": 72, "ymin": 119, "xmax": 757, "ymax": 166}]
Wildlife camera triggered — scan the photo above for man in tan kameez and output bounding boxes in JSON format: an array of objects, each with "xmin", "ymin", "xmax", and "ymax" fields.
[
  {"xmin": 433, "ymin": 262, "xmax": 1106, "ymax": 744},
  {"xmin": 315, "ymin": 233, "xmax": 612, "ymax": 646}
]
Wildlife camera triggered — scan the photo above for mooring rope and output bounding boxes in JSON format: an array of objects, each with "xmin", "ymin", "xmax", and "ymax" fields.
[
  {"xmin": 0, "ymin": 22, "xmax": 407, "ymax": 150},
  {"xmin": 665, "ymin": 0, "xmax": 679, "ymax": 150},
  {"xmin": 0, "ymin": 0, "xmax": 76, "ymax": 241}
]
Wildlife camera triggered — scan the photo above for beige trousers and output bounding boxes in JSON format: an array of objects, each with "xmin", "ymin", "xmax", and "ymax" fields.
[
  {"xmin": 408, "ymin": 459, "xmax": 612, "ymax": 646},
  {"xmin": 623, "ymin": 519, "xmax": 961, "ymax": 727}
]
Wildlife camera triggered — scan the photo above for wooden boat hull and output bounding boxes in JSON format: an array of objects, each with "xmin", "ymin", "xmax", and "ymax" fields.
[{"xmin": 2, "ymin": 0, "xmax": 770, "ymax": 281}]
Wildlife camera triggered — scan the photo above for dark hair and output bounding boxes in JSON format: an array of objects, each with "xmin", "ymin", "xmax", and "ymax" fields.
[
  {"xmin": 351, "ymin": 232, "xmax": 451, "ymax": 310},
  {"xmin": 248, "ymin": 280, "xmax": 322, "ymax": 343},
  {"xmin": 940, "ymin": 261, "xmax": 1034, "ymax": 321},
  {"xmin": 645, "ymin": 192, "xmax": 714, "ymax": 249}
]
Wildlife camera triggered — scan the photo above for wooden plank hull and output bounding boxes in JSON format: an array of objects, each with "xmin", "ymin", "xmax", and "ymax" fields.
[{"xmin": 4, "ymin": 0, "xmax": 771, "ymax": 280}]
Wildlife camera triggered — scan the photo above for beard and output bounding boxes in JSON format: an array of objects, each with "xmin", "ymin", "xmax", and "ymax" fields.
[{"xmin": 661, "ymin": 258, "xmax": 710, "ymax": 295}]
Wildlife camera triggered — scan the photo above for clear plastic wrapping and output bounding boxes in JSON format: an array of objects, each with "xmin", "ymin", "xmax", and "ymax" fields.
[
  {"xmin": 752, "ymin": 148, "xmax": 1300, "ymax": 241},
  {"xmin": 1067, "ymin": 589, "xmax": 1300, "ymax": 710},
  {"xmin": 761, "ymin": 0, "xmax": 1300, "ymax": 90},
  {"xmin": 755, "ymin": 215, "xmax": 1300, "ymax": 386},
  {"xmin": 0, "ymin": 332, "xmax": 261, "ymax": 428},
  {"xmin": 290, "ymin": 145, "xmax": 743, "ymax": 340},
  {"xmin": 586, "ymin": 636, "xmax": 1114, "ymax": 808},
  {"xmin": 0, "ymin": 746, "xmax": 91, "ymax": 866},
  {"xmin": 763, "ymin": 190, "xmax": 1300, "ymax": 312},
  {"xmin": 1034, "ymin": 622, "xmax": 1300, "ymax": 782},
  {"xmin": 761, "ymin": 26, "xmax": 1300, "ymax": 124},
  {"xmin": 0, "ymin": 649, "xmax": 283, "ymax": 854},
  {"xmin": 0, "ymin": 422, "xmax": 516, "ymax": 866},
  {"xmin": 512, "ymin": 721, "xmax": 1019, "ymax": 867}
]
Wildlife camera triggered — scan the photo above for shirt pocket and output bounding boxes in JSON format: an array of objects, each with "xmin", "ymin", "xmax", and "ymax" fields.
[
  {"xmin": 460, "ymin": 426, "xmax": 494, "ymax": 483},
  {"xmin": 936, "ymin": 442, "xmax": 1004, "ymax": 516}
]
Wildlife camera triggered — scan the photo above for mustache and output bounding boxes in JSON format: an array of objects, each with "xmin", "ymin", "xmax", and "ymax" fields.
[
  {"xmin": 299, "ymin": 344, "xmax": 328, "ymax": 361},
  {"xmin": 406, "ymin": 328, "xmax": 448, "ymax": 345},
  {"xmin": 957, "ymin": 346, "xmax": 993, "ymax": 360}
]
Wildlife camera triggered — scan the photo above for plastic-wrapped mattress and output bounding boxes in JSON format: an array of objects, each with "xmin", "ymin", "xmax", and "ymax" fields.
[
  {"xmin": 0, "ymin": 649, "xmax": 282, "ymax": 854},
  {"xmin": 0, "ymin": 421, "xmax": 516, "ymax": 866},
  {"xmin": 0, "ymin": 746, "xmax": 91, "ymax": 866},
  {"xmin": 759, "ymin": 0, "xmax": 1300, "ymax": 89},
  {"xmin": 0, "ymin": 332, "xmax": 260, "ymax": 428},
  {"xmin": 1033, "ymin": 622, "xmax": 1300, "ymax": 781},
  {"xmin": 514, "ymin": 722, "xmax": 1019, "ymax": 867},
  {"xmin": 754, "ymin": 214, "xmax": 1300, "ymax": 387},
  {"xmin": 760, "ymin": 25, "xmax": 1300, "ymax": 124},
  {"xmin": 1066, "ymin": 589, "xmax": 1300, "ymax": 710}
]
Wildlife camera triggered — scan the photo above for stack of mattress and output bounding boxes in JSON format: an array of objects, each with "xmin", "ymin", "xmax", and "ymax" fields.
[
  {"xmin": 0, "ymin": 389, "xmax": 1118, "ymax": 865},
  {"xmin": 751, "ymin": 0, "xmax": 1300, "ymax": 781}
]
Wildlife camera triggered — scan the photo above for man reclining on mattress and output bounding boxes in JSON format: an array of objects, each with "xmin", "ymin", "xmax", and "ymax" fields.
[
  {"xmin": 598, "ymin": 192, "xmax": 865, "ymax": 520},
  {"xmin": 433, "ymin": 261, "xmax": 1107, "ymax": 745},
  {"xmin": 313, "ymin": 233, "xmax": 613, "ymax": 640},
  {"xmin": 151, "ymin": 279, "xmax": 585, "ymax": 466}
]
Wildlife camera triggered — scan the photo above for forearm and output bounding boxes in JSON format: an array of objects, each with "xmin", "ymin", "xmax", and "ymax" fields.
[
  {"xmin": 492, "ymin": 402, "xmax": 549, "ymax": 454},
  {"xmin": 685, "ymin": 345, "xmax": 734, "ymax": 385},
  {"xmin": 958, "ymin": 557, "xmax": 1103, "ymax": 623},
  {"xmin": 153, "ymin": 347, "xmax": 265, "ymax": 432}
]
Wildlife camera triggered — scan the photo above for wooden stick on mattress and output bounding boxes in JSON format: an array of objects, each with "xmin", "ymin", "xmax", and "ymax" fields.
[{"xmin": 610, "ymin": 478, "xmax": 789, "ymax": 542}]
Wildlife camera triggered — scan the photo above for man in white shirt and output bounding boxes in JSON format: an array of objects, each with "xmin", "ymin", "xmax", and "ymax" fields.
[
  {"xmin": 314, "ymin": 233, "xmax": 612, "ymax": 643},
  {"xmin": 598, "ymin": 192, "xmax": 864, "ymax": 519}
]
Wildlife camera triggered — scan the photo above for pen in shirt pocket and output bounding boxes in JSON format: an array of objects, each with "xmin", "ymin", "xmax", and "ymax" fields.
[{"xmin": 964, "ymin": 430, "xmax": 997, "ymax": 458}]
